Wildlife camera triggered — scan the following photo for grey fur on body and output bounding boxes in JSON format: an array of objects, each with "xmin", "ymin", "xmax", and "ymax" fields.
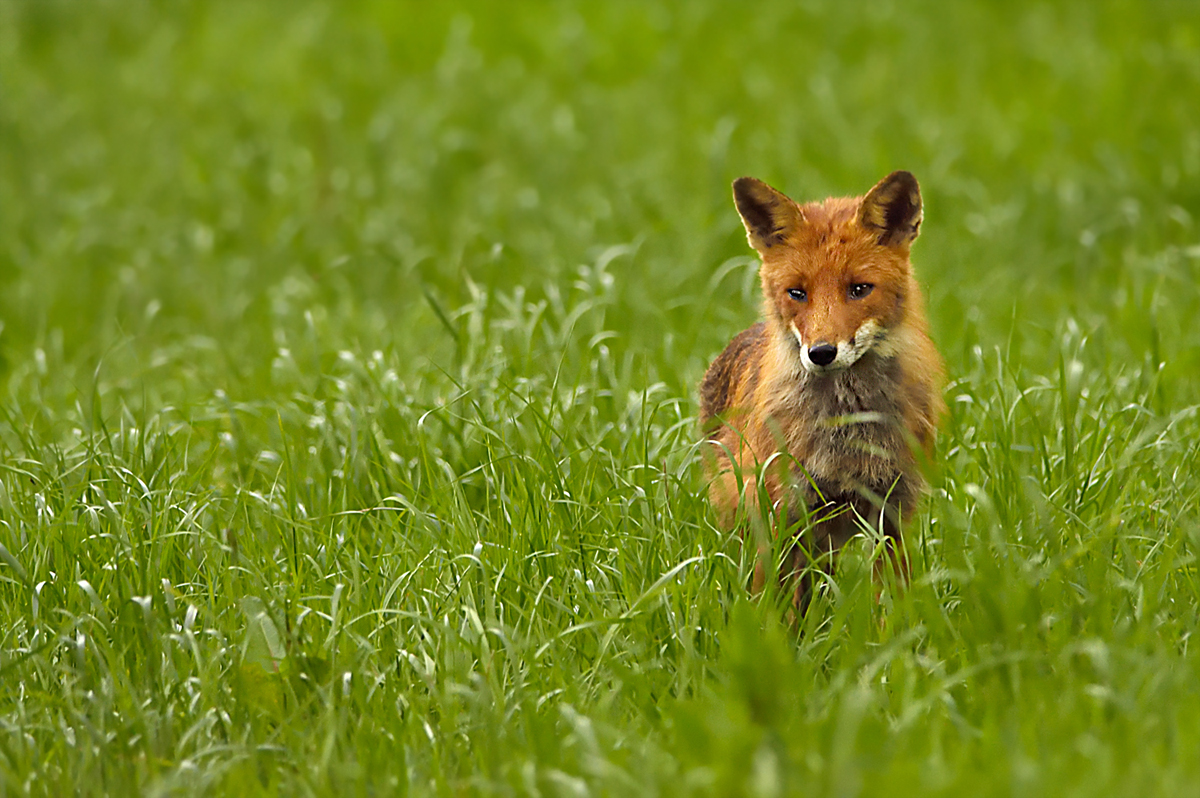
[{"xmin": 701, "ymin": 323, "xmax": 920, "ymax": 554}]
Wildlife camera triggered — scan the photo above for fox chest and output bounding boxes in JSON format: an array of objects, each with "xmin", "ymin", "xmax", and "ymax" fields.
[{"xmin": 768, "ymin": 367, "xmax": 912, "ymax": 497}]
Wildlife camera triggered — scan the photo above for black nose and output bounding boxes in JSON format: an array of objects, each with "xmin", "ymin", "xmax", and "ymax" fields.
[{"xmin": 808, "ymin": 343, "xmax": 837, "ymax": 366}]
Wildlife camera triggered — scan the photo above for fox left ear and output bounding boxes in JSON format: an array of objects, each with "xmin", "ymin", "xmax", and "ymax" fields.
[
  {"xmin": 732, "ymin": 177, "xmax": 805, "ymax": 254},
  {"xmin": 859, "ymin": 171, "xmax": 922, "ymax": 247}
]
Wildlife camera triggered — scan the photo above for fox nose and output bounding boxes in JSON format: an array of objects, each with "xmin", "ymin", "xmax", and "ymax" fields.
[{"xmin": 808, "ymin": 343, "xmax": 838, "ymax": 367}]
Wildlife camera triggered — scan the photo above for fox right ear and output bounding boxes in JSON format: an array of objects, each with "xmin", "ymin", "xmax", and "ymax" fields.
[
  {"xmin": 732, "ymin": 177, "xmax": 804, "ymax": 253},
  {"xmin": 859, "ymin": 171, "xmax": 922, "ymax": 248}
]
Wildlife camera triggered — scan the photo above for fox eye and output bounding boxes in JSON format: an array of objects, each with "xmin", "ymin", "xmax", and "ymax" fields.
[
  {"xmin": 786, "ymin": 288, "xmax": 807, "ymax": 302},
  {"xmin": 849, "ymin": 283, "xmax": 874, "ymax": 299}
]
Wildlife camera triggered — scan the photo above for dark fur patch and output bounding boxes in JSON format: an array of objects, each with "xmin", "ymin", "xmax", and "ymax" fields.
[
  {"xmin": 699, "ymin": 322, "xmax": 766, "ymax": 427},
  {"xmin": 735, "ymin": 198, "xmax": 785, "ymax": 244}
]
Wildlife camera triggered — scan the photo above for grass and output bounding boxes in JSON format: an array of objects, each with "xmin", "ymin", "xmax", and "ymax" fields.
[{"xmin": 2, "ymin": 0, "xmax": 1200, "ymax": 794}]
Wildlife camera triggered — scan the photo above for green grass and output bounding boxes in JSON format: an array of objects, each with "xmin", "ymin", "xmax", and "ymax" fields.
[{"xmin": 2, "ymin": 0, "xmax": 1200, "ymax": 794}]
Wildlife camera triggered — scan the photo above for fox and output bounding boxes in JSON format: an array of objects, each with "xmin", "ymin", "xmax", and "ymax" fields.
[{"xmin": 699, "ymin": 170, "xmax": 945, "ymax": 610}]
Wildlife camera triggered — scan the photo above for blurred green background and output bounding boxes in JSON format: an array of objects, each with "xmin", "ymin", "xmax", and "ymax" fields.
[{"xmin": 2, "ymin": 1, "xmax": 1199, "ymax": 795}]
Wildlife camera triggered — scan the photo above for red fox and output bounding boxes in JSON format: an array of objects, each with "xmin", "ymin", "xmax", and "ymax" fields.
[{"xmin": 699, "ymin": 171, "xmax": 945, "ymax": 609}]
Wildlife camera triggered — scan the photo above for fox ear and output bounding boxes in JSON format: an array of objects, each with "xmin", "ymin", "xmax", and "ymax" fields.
[
  {"xmin": 732, "ymin": 177, "xmax": 804, "ymax": 253},
  {"xmin": 859, "ymin": 171, "xmax": 922, "ymax": 247}
]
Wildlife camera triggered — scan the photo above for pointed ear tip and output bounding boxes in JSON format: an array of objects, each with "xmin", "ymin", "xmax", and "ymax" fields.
[
  {"xmin": 733, "ymin": 177, "xmax": 778, "ymax": 208},
  {"xmin": 884, "ymin": 170, "xmax": 920, "ymax": 189}
]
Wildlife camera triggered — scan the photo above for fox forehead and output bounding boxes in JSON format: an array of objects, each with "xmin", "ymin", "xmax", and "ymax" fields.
[
  {"xmin": 760, "ymin": 198, "xmax": 902, "ymax": 285},
  {"xmin": 761, "ymin": 233, "xmax": 904, "ymax": 289}
]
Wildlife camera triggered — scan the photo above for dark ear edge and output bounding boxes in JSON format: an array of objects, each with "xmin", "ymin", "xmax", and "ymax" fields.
[
  {"xmin": 732, "ymin": 177, "xmax": 803, "ymax": 252},
  {"xmin": 859, "ymin": 171, "xmax": 922, "ymax": 247}
]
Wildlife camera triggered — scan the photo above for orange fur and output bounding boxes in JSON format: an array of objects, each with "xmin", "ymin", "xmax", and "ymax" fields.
[{"xmin": 699, "ymin": 171, "xmax": 945, "ymax": 612}]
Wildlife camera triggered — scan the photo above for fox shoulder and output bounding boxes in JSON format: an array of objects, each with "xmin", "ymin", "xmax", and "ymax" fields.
[{"xmin": 699, "ymin": 321, "xmax": 768, "ymax": 428}]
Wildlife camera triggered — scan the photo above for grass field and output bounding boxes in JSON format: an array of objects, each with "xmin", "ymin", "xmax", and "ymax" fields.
[{"xmin": 3, "ymin": 1, "xmax": 1200, "ymax": 795}]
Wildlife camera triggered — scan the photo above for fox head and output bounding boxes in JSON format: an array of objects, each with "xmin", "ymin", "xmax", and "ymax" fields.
[{"xmin": 733, "ymin": 171, "xmax": 925, "ymax": 374}]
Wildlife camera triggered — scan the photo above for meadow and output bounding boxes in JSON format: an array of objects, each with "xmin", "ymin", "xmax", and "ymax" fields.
[{"xmin": 2, "ymin": 1, "xmax": 1199, "ymax": 795}]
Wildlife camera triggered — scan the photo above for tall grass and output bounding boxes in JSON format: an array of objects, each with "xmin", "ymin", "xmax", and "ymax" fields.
[{"xmin": 1, "ymin": 0, "xmax": 1199, "ymax": 795}]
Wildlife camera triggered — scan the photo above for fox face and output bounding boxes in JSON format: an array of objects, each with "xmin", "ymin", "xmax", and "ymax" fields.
[{"xmin": 733, "ymin": 171, "xmax": 923, "ymax": 374}]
